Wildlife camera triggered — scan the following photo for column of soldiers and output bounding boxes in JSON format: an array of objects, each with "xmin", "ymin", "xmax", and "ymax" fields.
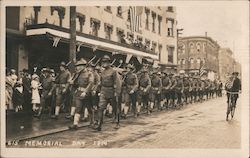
[{"xmin": 32, "ymin": 55, "xmax": 223, "ymax": 131}]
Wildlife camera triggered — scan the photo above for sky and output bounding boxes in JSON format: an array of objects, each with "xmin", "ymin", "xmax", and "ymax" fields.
[{"xmin": 175, "ymin": 1, "xmax": 249, "ymax": 63}]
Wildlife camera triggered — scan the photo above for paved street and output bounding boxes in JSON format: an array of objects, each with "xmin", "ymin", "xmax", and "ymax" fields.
[{"xmin": 10, "ymin": 96, "xmax": 241, "ymax": 148}]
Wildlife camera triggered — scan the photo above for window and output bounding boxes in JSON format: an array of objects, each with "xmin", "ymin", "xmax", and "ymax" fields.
[
  {"xmin": 76, "ymin": 12, "xmax": 85, "ymax": 32},
  {"xmin": 104, "ymin": 23, "xmax": 113, "ymax": 40},
  {"xmin": 167, "ymin": 19, "xmax": 174, "ymax": 37},
  {"xmin": 158, "ymin": 44, "xmax": 162, "ymax": 59},
  {"xmin": 182, "ymin": 59, "xmax": 186, "ymax": 64},
  {"xmin": 167, "ymin": 46, "xmax": 175, "ymax": 63},
  {"xmin": 167, "ymin": 6, "xmax": 174, "ymax": 12},
  {"xmin": 127, "ymin": 9, "xmax": 130, "ymax": 21},
  {"xmin": 190, "ymin": 58, "xmax": 194, "ymax": 64},
  {"xmin": 145, "ymin": 39, "xmax": 151, "ymax": 51},
  {"xmin": 189, "ymin": 42, "xmax": 194, "ymax": 53},
  {"xmin": 145, "ymin": 7, "xmax": 150, "ymax": 30},
  {"xmin": 105, "ymin": 6, "xmax": 112, "ymax": 13},
  {"xmin": 50, "ymin": 6, "xmax": 65, "ymax": 27},
  {"xmin": 158, "ymin": 15, "xmax": 162, "ymax": 35},
  {"xmin": 196, "ymin": 42, "xmax": 201, "ymax": 52},
  {"xmin": 33, "ymin": 6, "xmax": 41, "ymax": 24},
  {"xmin": 90, "ymin": 18, "xmax": 101, "ymax": 36},
  {"xmin": 117, "ymin": 6, "xmax": 122, "ymax": 17},
  {"xmin": 116, "ymin": 28, "xmax": 125, "ymax": 43},
  {"xmin": 152, "ymin": 11, "xmax": 156, "ymax": 32},
  {"xmin": 197, "ymin": 58, "xmax": 201, "ymax": 64}
]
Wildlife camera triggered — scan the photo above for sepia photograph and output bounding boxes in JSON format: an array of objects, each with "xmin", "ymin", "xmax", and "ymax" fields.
[{"xmin": 1, "ymin": 0, "xmax": 249, "ymax": 158}]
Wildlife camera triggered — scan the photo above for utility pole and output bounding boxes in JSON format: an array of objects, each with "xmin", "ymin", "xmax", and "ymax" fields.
[{"xmin": 69, "ymin": 6, "xmax": 76, "ymax": 62}]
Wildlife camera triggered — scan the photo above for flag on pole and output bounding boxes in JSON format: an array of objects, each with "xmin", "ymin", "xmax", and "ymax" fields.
[
  {"xmin": 52, "ymin": 36, "xmax": 61, "ymax": 47},
  {"xmin": 137, "ymin": 56, "xmax": 142, "ymax": 64},
  {"xmin": 199, "ymin": 61, "xmax": 206, "ymax": 76},
  {"xmin": 129, "ymin": 6, "xmax": 143, "ymax": 32}
]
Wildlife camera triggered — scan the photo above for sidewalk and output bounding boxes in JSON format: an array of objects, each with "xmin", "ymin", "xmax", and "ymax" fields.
[{"xmin": 6, "ymin": 112, "xmax": 90, "ymax": 141}]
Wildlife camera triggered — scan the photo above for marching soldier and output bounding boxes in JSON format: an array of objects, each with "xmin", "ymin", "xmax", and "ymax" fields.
[
  {"xmin": 123, "ymin": 64, "xmax": 138, "ymax": 117},
  {"xmin": 120, "ymin": 68, "xmax": 128, "ymax": 119},
  {"xmin": 204, "ymin": 78, "xmax": 210, "ymax": 100},
  {"xmin": 69, "ymin": 59, "xmax": 94, "ymax": 130},
  {"xmin": 137, "ymin": 67, "xmax": 151, "ymax": 115},
  {"xmin": 198, "ymin": 78, "xmax": 205, "ymax": 102},
  {"xmin": 169, "ymin": 73, "xmax": 177, "ymax": 108},
  {"xmin": 149, "ymin": 70, "xmax": 162, "ymax": 112},
  {"xmin": 188, "ymin": 76, "xmax": 194, "ymax": 103},
  {"xmin": 34, "ymin": 68, "xmax": 54, "ymax": 118},
  {"xmin": 175, "ymin": 74, "xmax": 184, "ymax": 107},
  {"xmin": 94, "ymin": 55, "xmax": 122, "ymax": 131},
  {"xmin": 192, "ymin": 76, "xmax": 198, "ymax": 103},
  {"xmin": 183, "ymin": 74, "xmax": 190, "ymax": 104},
  {"xmin": 161, "ymin": 70, "xmax": 172, "ymax": 109},
  {"xmin": 50, "ymin": 62, "xmax": 71, "ymax": 119}
]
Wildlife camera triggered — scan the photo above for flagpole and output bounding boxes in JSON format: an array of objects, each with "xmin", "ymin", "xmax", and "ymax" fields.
[{"xmin": 205, "ymin": 32, "xmax": 208, "ymax": 77}]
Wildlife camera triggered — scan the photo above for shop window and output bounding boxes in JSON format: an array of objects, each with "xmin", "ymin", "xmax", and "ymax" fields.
[{"xmin": 167, "ymin": 46, "xmax": 175, "ymax": 63}]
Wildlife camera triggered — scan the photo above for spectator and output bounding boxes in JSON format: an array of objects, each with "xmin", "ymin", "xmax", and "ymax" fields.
[
  {"xmin": 31, "ymin": 74, "xmax": 41, "ymax": 114},
  {"xmin": 13, "ymin": 80, "xmax": 24, "ymax": 112}
]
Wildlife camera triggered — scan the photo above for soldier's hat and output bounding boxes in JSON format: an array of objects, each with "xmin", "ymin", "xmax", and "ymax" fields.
[
  {"xmin": 102, "ymin": 55, "xmax": 111, "ymax": 62},
  {"xmin": 184, "ymin": 74, "xmax": 189, "ymax": 78},
  {"xmin": 162, "ymin": 69, "xmax": 168, "ymax": 74},
  {"xmin": 95, "ymin": 65, "xmax": 101, "ymax": 70},
  {"xmin": 75, "ymin": 59, "xmax": 87, "ymax": 66},
  {"xmin": 42, "ymin": 68, "xmax": 53, "ymax": 73},
  {"xmin": 22, "ymin": 69, "xmax": 28, "ymax": 73},
  {"xmin": 60, "ymin": 61, "xmax": 67, "ymax": 68},
  {"xmin": 232, "ymin": 72, "xmax": 239, "ymax": 75},
  {"xmin": 32, "ymin": 74, "xmax": 39, "ymax": 80}
]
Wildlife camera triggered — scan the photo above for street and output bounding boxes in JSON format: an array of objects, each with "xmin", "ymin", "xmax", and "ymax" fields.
[{"xmin": 9, "ymin": 96, "xmax": 241, "ymax": 148}]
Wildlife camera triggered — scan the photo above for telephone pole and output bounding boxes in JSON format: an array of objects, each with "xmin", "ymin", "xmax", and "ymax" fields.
[{"xmin": 69, "ymin": 6, "xmax": 76, "ymax": 62}]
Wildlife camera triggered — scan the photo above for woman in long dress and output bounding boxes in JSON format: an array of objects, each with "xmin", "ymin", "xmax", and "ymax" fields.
[{"xmin": 31, "ymin": 74, "xmax": 41, "ymax": 113}]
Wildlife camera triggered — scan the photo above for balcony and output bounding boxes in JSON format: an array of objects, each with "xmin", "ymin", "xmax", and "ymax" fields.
[{"xmin": 25, "ymin": 23, "xmax": 158, "ymax": 60}]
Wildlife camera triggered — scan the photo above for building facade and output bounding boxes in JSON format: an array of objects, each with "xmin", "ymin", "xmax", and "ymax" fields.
[
  {"xmin": 177, "ymin": 36, "xmax": 220, "ymax": 80},
  {"xmin": 6, "ymin": 6, "xmax": 177, "ymax": 72},
  {"xmin": 218, "ymin": 48, "xmax": 241, "ymax": 83}
]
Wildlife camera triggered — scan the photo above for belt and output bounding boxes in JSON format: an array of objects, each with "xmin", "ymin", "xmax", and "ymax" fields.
[{"xmin": 102, "ymin": 85, "xmax": 113, "ymax": 88}]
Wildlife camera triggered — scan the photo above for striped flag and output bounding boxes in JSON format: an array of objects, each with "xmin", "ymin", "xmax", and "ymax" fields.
[
  {"xmin": 52, "ymin": 36, "xmax": 61, "ymax": 47},
  {"xmin": 129, "ymin": 6, "xmax": 143, "ymax": 32},
  {"xmin": 199, "ymin": 61, "xmax": 206, "ymax": 76}
]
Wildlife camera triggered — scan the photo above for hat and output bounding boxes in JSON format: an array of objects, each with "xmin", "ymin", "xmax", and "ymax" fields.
[
  {"xmin": 141, "ymin": 67, "xmax": 147, "ymax": 72},
  {"xmin": 102, "ymin": 55, "xmax": 111, "ymax": 62},
  {"xmin": 184, "ymin": 74, "xmax": 189, "ymax": 78},
  {"xmin": 75, "ymin": 59, "xmax": 87, "ymax": 66},
  {"xmin": 232, "ymin": 72, "xmax": 239, "ymax": 75},
  {"xmin": 22, "ymin": 69, "xmax": 28, "ymax": 73},
  {"xmin": 60, "ymin": 61, "xmax": 67, "ymax": 67},
  {"xmin": 32, "ymin": 74, "xmax": 39, "ymax": 80},
  {"xmin": 42, "ymin": 68, "xmax": 53, "ymax": 73},
  {"xmin": 162, "ymin": 70, "xmax": 168, "ymax": 75}
]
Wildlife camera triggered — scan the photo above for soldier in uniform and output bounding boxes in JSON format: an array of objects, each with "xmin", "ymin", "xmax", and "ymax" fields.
[
  {"xmin": 94, "ymin": 55, "xmax": 122, "ymax": 131},
  {"xmin": 198, "ymin": 78, "xmax": 205, "ymax": 102},
  {"xmin": 183, "ymin": 74, "xmax": 190, "ymax": 104},
  {"xmin": 34, "ymin": 68, "xmax": 54, "ymax": 118},
  {"xmin": 50, "ymin": 62, "xmax": 71, "ymax": 119},
  {"xmin": 137, "ymin": 67, "xmax": 151, "ymax": 115},
  {"xmin": 123, "ymin": 64, "xmax": 138, "ymax": 117},
  {"xmin": 169, "ymin": 73, "xmax": 177, "ymax": 108},
  {"xmin": 192, "ymin": 76, "xmax": 198, "ymax": 103},
  {"xmin": 69, "ymin": 59, "xmax": 94, "ymax": 129},
  {"xmin": 209, "ymin": 80, "xmax": 215, "ymax": 98},
  {"xmin": 149, "ymin": 70, "xmax": 162, "ymax": 112},
  {"xmin": 161, "ymin": 70, "xmax": 172, "ymax": 109},
  {"xmin": 175, "ymin": 74, "xmax": 184, "ymax": 107}
]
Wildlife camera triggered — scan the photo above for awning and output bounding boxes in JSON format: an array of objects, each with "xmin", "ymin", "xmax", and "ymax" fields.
[{"xmin": 26, "ymin": 23, "xmax": 158, "ymax": 60}]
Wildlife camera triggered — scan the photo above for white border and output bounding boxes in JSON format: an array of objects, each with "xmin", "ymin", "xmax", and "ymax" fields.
[{"xmin": 1, "ymin": 1, "xmax": 249, "ymax": 158}]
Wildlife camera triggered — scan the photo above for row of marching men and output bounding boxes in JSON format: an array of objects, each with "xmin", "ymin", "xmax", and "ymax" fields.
[{"xmin": 7, "ymin": 55, "xmax": 223, "ymax": 131}]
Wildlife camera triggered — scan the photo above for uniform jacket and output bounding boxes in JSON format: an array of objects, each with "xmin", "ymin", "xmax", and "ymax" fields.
[
  {"xmin": 124, "ymin": 71, "xmax": 138, "ymax": 93},
  {"xmin": 151, "ymin": 74, "xmax": 162, "ymax": 92},
  {"xmin": 100, "ymin": 66, "xmax": 122, "ymax": 98},
  {"xmin": 162, "ymin": 76, "xmax": 171, "ymax": 90}
]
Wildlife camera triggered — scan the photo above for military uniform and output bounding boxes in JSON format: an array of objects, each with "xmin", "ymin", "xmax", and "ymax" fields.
[
  {"xmin": 204, "ymin": 79, "xmax": 210, "ymax": 100},
  {"xmin": 124, "ymin": 65, "xmax": 138, "ymax": 117},
  {"xmin": 69, "ymin": 60, "xmax": 94, "ymax": 129},
  {"xmin": 169, "ymin": 74, "xmax": 177, "ymax": 107},
  {"xmin": 183, "ymin": 76, "xmax": 190, "ymax": 104},
  {"xmin": 175, "ymin": 76, "xmax": 184, "ymax": 106},
  {"xmin": 95, "ymin": 55, "xmax": 122, "ymax": 131},
  {"xmin": 51, "ymin": 62, "xmax": 71, "ymax": 119},
  {"xmin": 149, "ymin": 72, "xmax": 162, "ymax": 111},
  {"xmin": 161, "ymin": 72, "xmax": 172, "ymax": 109},
  {"xmin": 137, "ymin": 68, "xmax": 151, "ymax": 114},
  {"xmin": 192, "ymin": 78, "xmax": 198, "ymax": 103},
  {"xmin": 35, "ymin": 68, "xmax": 54, "ymax": 118}
]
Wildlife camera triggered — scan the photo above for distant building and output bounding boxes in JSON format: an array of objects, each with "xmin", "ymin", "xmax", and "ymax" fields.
[
  {"xmin": 177, "ymin": 36, "xmax": 220, "ymax": 80},
  {"xmin": 6, "ymin": 6, "xmax": 177, "ymax": 72},
  {"xmin": 218, "ymin": 48, "xmax": 241, "ymax": 83}
]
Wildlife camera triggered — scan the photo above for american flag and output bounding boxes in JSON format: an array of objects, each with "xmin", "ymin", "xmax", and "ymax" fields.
[
  {"xmin": 129, "ymin": 6, "xmax": 143, "ymax": 32},
  {"xmin": 199, "ymin": 61, "xmax": 206, "ymax": 76}
]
